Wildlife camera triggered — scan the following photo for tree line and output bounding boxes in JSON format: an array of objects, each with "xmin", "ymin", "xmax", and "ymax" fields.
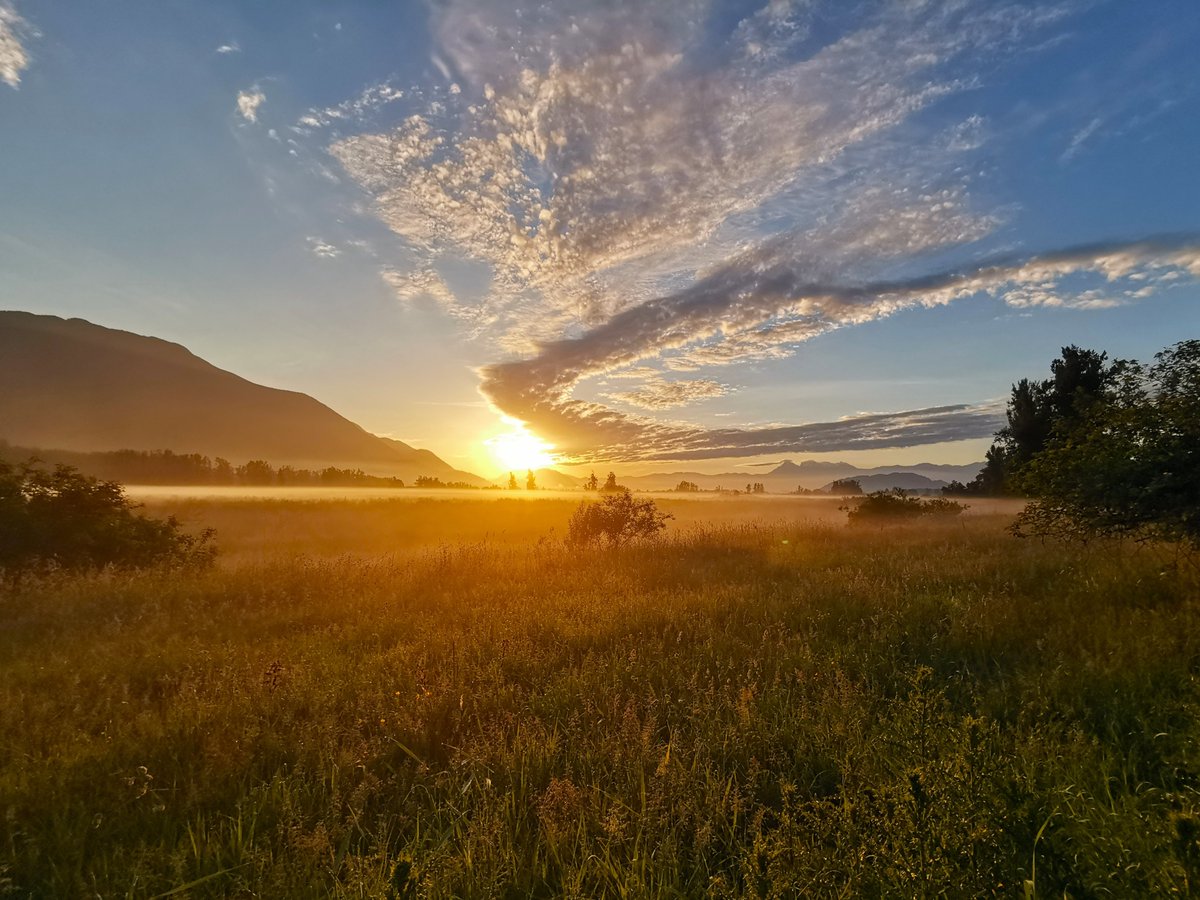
[
  {"xmin": 948, "ymin": 340, "xmax": 1200, "ymax": 548},
  {"xmin": 0, "ymin": 445, "xmax": 413, "ymax": 488}
]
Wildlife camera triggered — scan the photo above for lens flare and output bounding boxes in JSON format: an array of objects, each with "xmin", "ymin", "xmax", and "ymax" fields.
[{"xmin": 485, "ymin": 423, "xmax": 555, "ymax": 472}]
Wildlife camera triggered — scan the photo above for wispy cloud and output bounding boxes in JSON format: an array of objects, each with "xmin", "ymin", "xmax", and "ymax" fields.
[
  {"xmin": 216, "ymin": 41, "xmax": 240, "ymax": 55},
  {"xmin": 303, "ymin": 0, "xmax": 1200, "ymax": 460},
  {"xmin": 381, "ymin": 266, "xmax": 456, "ymax": 310},
  {"xmin": 0, "ymin": 1, "xmax": 32, "ymax": 89},
  {"xmin": 306, "ymin": 237, "xmax": 341, "ymax": 259},
  {"xmin": 236, "ymin": 87, "xmax": 265, "ymax": 123},
  {"xmin": 1061, "ymin": 116, "xmax": 1103, "ymax": 162}
]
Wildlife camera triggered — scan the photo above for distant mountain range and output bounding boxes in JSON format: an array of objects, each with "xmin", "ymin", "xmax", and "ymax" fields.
[
  {"xmin": 0, "ymin": 311, "xmax": 486, "ymax": 485},
  {"xmin": 603, "ymin": 459, "xmax": 981, "ymax": 493}
]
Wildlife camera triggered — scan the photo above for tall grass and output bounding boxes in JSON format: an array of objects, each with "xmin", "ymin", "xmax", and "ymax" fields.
[{"xmin": 1, "ymin": 502, "xmax": 1197, "ymax": 897}]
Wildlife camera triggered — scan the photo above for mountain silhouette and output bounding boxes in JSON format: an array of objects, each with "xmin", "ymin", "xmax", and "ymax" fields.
[
  {"xmin": 619, "ymin": 458, "xmax": 982, "ymax": 492},
  {"xmin": 0, "ymin": 311, "xmax": 485, "ymax": 484}
]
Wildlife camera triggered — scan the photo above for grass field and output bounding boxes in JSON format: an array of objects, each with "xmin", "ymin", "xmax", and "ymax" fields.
[{"xmin": 3, "ymin": 495, "xmax": 1199, "ymax": 897}]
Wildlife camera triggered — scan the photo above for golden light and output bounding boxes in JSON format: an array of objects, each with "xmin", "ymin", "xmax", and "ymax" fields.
[{"xmin": 485, "ymin": 423, "xmax": 556, "ymax": 473}]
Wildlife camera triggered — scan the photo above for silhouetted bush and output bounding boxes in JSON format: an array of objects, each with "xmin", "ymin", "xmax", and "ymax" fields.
[
  {"xmin": 844, "ymin": 489, "xmax": 967, "ymax": 525},
  {"xmin": 566, "ymin": 490, "xmax": 672, "ymax": 547},
  {"xmin": 0, "ymin": 460, "xmax": 216, "ymax": 580},
  {"xmin": 829, "ymin": 478, "xmax": 863, "ymax": 495}
]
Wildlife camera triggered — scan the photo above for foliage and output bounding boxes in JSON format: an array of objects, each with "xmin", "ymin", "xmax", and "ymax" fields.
[
  {"xmin": 969, "ymin": 346, "xmax": 1123, "ymax": 494},
  {"xmin": 601, "ymin": 471, "xmax": 622, "ymax": 492},
  {"xmin": 413, "ymin": 476, "xmax": 478, "ymax": 489},
  {"xmin": 828, "ymin": 477, "xmax": 863, "ymax": 495},
  {"xmin": 1014, "ymin": 340, "xmax": 1200, "ymax": 548},
  {"xmin": 3, "ymin": 504, "xmax": 1199, "ymax": 897},
  {"xmin": 583, "ymin": 471, "xmax": 599, "ymax": 491},
  {"xmin": 0, "ymin": 443, "xmax": 410, "ymax": 488},
  {"xmin": 526, "ymin": 469, "xmax": 537, "ymax": 491},
  {"xmin": 844, "ymin": 488, "xmax": 967, "ymax": 524},
  {"xmin": 566, "ymin": 490, "xmax": 672, "ymax": 547},
  {"xmin": 675, "ymin": 480, "xmax": 701, "ymax": 492},
  {"xmin": 0, "ymin": 460, "xmax": 215, "ymax": 579}
]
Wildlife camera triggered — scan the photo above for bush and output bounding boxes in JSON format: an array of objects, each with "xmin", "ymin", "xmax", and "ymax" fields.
[
  {"xmin": 844, "ymin": 489, "xmax": 967, "ymax": 525},
  {"xmin": 566, "ymin": 490, "xmax": 672, "ymax": 547},
  {"xmin": 0, "ymin": 460, "xmax": 216, "ymax": 580}
]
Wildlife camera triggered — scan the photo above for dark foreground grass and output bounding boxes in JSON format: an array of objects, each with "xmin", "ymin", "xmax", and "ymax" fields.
[{"xmin": 2, "ymin": 512, "xmax": 1199, "ymax": 897}]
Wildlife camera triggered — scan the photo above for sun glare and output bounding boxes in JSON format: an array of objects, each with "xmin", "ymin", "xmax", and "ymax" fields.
[{"xmin": 485, "ymin": 425, "xmax": 555, "ymax": 473}]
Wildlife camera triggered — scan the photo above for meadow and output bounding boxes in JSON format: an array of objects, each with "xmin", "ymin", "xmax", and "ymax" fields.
[{"xmin": 2, "ymin": 495, "xmax": 1199, "ymax": 897}]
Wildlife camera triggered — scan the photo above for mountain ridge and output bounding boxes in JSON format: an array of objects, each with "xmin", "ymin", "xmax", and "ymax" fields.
[{"xmin": 0, "ymin": 311, "xmax": 487, "ymax": 484}]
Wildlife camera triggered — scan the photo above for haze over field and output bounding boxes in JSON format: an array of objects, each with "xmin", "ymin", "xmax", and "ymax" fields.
[{"xmin": 2, "ymin": 0, "xmax": 1198, "ymax": 476}]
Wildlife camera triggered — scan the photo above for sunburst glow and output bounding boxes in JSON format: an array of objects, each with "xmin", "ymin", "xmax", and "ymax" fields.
[{"xmin": 485, "ymin": 423, "xmax": 555, "ymax": 473}]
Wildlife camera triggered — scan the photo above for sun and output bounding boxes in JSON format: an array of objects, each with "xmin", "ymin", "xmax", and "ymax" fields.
[{"xmin": 485, "ymin": 423, "xmax": 556, "ymax": 473}]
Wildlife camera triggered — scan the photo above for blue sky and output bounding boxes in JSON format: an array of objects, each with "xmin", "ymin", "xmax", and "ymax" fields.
[{"xmin": 2, "ymin": 0, "xmax": 1198, "ymax": 474}]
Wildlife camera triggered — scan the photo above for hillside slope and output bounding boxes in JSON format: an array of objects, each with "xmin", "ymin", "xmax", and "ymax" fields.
[{"xmin": 0, "ymin": 311, "xmax": 484, "ymax": 483}]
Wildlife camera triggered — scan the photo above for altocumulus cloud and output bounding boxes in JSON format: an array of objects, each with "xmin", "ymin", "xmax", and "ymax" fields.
[
  {"xmin": 0, "ymin": 0, "xmax": 32, "ymax": 88},
  {"xmin": 236, "ymin": 87, "xmax": 265, "ymax": 123},
  {"xmin": 303, "ymin": 0, "xmax": 1200, "ymax": 462},
  {"xmin": 606, "ymin": 379, "xmax": 731, "ymax": 411}
]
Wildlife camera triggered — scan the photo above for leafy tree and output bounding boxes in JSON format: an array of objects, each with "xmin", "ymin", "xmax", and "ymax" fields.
[
  {"xmin": 829, "ymin": 478, "xmax": 863, "ymax": 496},
  {"xmin": 675, "ymin": 480, "xmax": 700, "ymax": 492},
  {"xmin": 526, "ymin": 469, "xmax": 537, "ymax": 491},
  {"xmin": 601, "ymin": 471, "xmax": 621, "ymax": 492},
  {"xmin": 238, "ymin": 459, "xmax": 275, "ymax": 485},
  {"xmin": 1014, "ymin": 340, "xmax": 1200, "ymax": 548},
  {"xmin": 0, "ymin": 461, "xmax": 216, "ymax": 580},
  {"xmin": 507, "ymin": 472, "xmax": 519, "ymax": 490},
  {"xmin": 970, "ymin": 346, "xmax": 1122, "ymax": 494},
  {"xmin": 583, "ymin": 471, "xmax": 599, "ymax": 491},
  {"xmin": 566, "ymin": 490, "xmax": 672, "ymax": 547}
]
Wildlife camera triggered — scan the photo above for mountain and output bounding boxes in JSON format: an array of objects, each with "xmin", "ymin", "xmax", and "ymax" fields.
[
  {"xmin": 0, "ymin": 311, "xmax": 486, "ymax": 484},
  {"xmin": 619, "ymin": 458, "xmax": 982, "ymax": 492}
]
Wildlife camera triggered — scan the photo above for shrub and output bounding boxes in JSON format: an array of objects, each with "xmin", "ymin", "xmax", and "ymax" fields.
[
  {"xmin": 829, "ymin": 478, "xmax": 863, "ymax": 495},
  {"xmin": 0, "ymin": 460, "xmax": 216, "ymax": 580},
  {"xmin": 844, "ymin": 489, "xmax": 967, "ymax": 525},
  {"xmin": 566, "ymin": 490, "xmax": 672, "ymax": 547}
]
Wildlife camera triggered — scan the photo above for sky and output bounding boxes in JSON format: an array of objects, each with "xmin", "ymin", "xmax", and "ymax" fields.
[{"xmin": 1, "ymin": 0, "xmax": 1199, "ymax": 477}]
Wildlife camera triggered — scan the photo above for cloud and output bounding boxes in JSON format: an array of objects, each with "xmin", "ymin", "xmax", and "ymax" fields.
[
  {"xmin": 606, "ymin": 378, "xmax": 731, "ymax": 410},
  {"xmin": 330, "ymin": 0, "xmax": 1055, "ymax": 348},
  {"xmin": 216, "ymin": 41, "xmax": 240, "ymax": 55},
  {"xmin": 307, "ymin": 0, "xmax": 1200, "ymax": 460},
  {"xmin": 0, "ymin": 1, "xmax": 32, "ymax": 88},
  {"xmin": 382, "ymin": 266, "xmax": 457, "ymax": 309},
  {"xmin": 307, "ymin": 237, "xmax": 341, "ymax": 259},
  {"xmin": 477, "ymin": 237, "xmax": 1200, "ymax": 461},
  {"xmin": 294, "ymin": 82, "xmax": 405, "ymax": 131},
  {"xmin": 1061, "ymin": 116, "xmax": 1103, "ymax": 162},
  {"xmin": 236, "ymin": 87, "xmax": 265, "ymax": 123}
]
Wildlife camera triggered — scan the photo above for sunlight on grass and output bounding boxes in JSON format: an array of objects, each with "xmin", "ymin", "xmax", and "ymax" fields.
[{"xmin": 2, "ymin": 498, "xmax": 1197, "ymax": 897}]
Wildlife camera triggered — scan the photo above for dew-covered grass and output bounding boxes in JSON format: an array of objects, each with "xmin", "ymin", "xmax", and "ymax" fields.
[{"xmin": 2, "ymin": 499, "xmax": 1197, "ymax": 897}]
